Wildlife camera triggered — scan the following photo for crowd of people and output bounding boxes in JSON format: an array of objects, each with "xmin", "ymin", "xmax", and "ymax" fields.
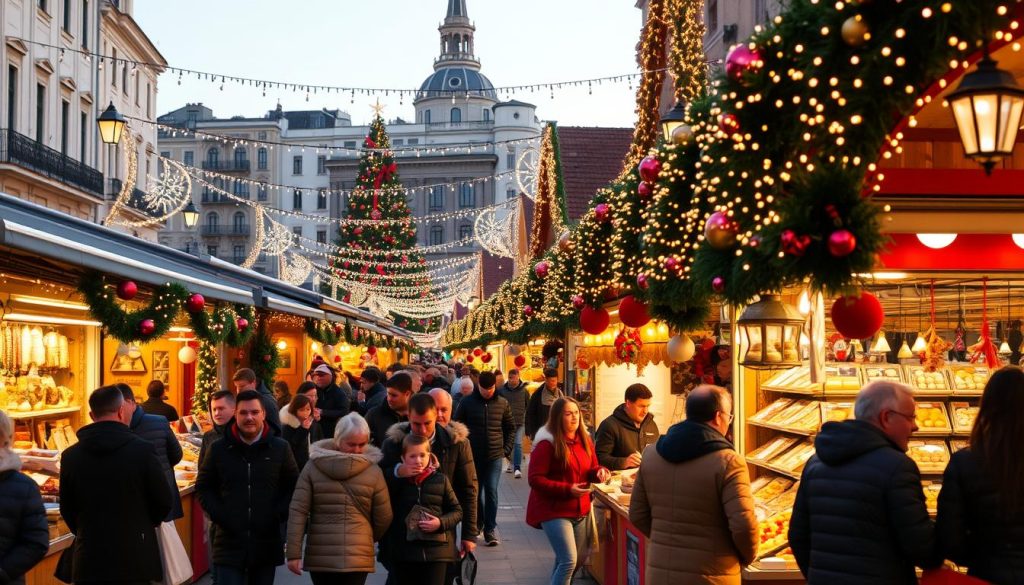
[{"xmin": 0, "ymin": 359, "xmax": 1021, "ymax": 585}]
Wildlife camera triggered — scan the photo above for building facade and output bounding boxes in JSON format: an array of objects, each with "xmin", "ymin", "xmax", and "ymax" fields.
[{"xmin": 0, "ymin": 0, "xmax": 164, "ymax": 239}]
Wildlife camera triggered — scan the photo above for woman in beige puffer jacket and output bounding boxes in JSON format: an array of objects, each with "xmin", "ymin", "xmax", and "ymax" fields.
[{"xmin": 286, "ymin": 413, "xmax": 393, "ymax": 585}]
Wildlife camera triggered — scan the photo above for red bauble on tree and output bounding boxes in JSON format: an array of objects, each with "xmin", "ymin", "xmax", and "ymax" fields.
[
  {"xmin": 712, "ymin": 276, "xmax": 726, "ymax": 293},
  {"xmin": 725, "ymin": 44, "xmax": 764, "ymax": 81},
  {"xmin": 185, "ymin": 293, "xmax": 205, "ymax": 314},
  {"xmin": 831, "ymin": 292, "xmax": 884, "ymax": 340},
  {"xmin": 523, "ymin": 305, "xmax": 535, "ymax": 317},
  {"xmin": 828, "ymin": 229, "xmax": 857, "ymax": 257},
  {"xmin": 580, "ymin": 306, "xmax": 610, "ymax": 335},
  {"xmin": 138, "ymin": 319, "xmax": 156, "ymax": 336},
  {"xmin": 594, "ymin": 203, "xmax": 612, "ymax": 223},
  {"xmin": 781, "ymin": 230, "xmax": 812, "ymax": 257},
  {"xmin": 236, "ymin": 317, "xmax": 249, "ymax": 331},
  {"xmin": 571, "ymin": 295, "xmax": 585, "ymax": 310},
  {"xmin": 116, "ymin": 280, "xmax": 138, "ymax": 301},
  {"xmin": 534, "ymin": 261, "xmax": 550, "ymax": 279},
  {"xmin": 481, "ymin": 353, "xmax": 492, "ymax": 364},
  {"xmin": 636, "ymin": 273, "xmax": 650, "ymax": 290},
  {"xmin": 334, "ymin": 324, "xmax": 344, "ymax": 336},
  {"xmin": 637, "ymin": 182, "xmax": 654, "ymax": 200},
  {"xmin": 467, "ymin": 354, "xmax": 475, "ymax": 363},
  {"xmin": 664, "ymin": 256, "xmax": 681, "ymax": 273},
  {"xmin": 718, "ymin": 113, "xmax": 740, "ymax": 134},
  {"xmin": 513, "ymin": 355, "xmax": 526, "ymax": 368},
  {"xmin": 473, "ymin": 348, "xmax": 483, "ymax": 357},
  {"xmin": 618, "ymin": 295, "xmax": 651, "ymax": 328},
  {"xmin": 367, "ymin": 345, "xmax": 377, "ymax": 355},
  {"xmin": 637, "ymin": 156, "xmax": 661, "ymax": 183}
]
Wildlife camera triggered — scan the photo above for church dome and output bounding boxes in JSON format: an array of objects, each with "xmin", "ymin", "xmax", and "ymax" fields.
[{"xmin": 417, "ymin": 67, "xmax": 497, "ymax": 101}]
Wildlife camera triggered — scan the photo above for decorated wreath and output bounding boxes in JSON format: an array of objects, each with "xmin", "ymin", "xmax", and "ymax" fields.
[
  {"xmin": 189, "ymin": 302, "xmax": 256, "ymax": 347},
  {"xmin": 614, "ymin": 327, "xmax": 643, "ymax": 367},
  {"xmin": 78, "ymin": 273, "xmax": 189, "ymax": 344}
]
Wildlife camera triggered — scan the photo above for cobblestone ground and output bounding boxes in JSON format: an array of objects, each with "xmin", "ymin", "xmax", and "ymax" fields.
[{"xmin": 196, "ymin": 458, "xmax": 598, "ymax": 585}]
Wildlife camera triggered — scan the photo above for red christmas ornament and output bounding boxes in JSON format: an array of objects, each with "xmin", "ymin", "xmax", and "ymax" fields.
[
  {"xmin": 604, "ymin": 287, "xmax": 620, "ymax": 301},
  {"xmin": 718, "ymin": 113, "xmax": 740, "ymax": 134},
  {"xmin": 534, "ymin": 261, "xmax": 550, "ymax": 279},
  {"xmin": 333, "ymin": 324, "xmax": 344, "ymax": 335},
  {"xmin": 637, "ymin": 156, "xmax": 661, "ymax": 183},
  {"xmin": 664, "ymin": 256, "xmax": 681, "ymax": 273},
  {"xmin": 781, "ymin": 230, "xmax": 812, "ymax": 257},
  {"xmin": 594, "ymin": 203, "xmax": 611, "ymax": 223},
  {"xmin": 571, "ymin": 295, "xmax": 586, "ymax": 310},
  {"xmin": 637, "ymin": 182, "xmax": 654, "ymax": 200},
  {"xmin": 185, "ymin": 293, "xmax": 205, "ymax": 314},
  {"xmin": 370, "ymin": 209, "xmax": 383, "ymax": 220},
  {"xmin": 831, "ymin": 292, "xmax": 884, "ymax": 340},
  {"xmin": 636, "ymin": 273, "xmax": 650, "ymax": 290},
  {"xmin": 618, "ymin": 295, "xmax": 651, "ymax": 328},
  {"xmin": 725, "ymin": 44, "xmax": 764, "ymax": 81},
  {"xmin": 712, "ymin": 276, "xmax": 726, "ymax": 293},
  {"xmin": 828, "ymin": 229, "xmax": 857, "ymax": 257},
  {"xmin": 481, "ymin": 353, "xmax": 492, "ymax": 363},
  {"xmin": 333, "ymin": 355, "xmax": 341, "ymax": 363},
  {"xmin": 367, "ymin": 346, "xmax": 378, "ymax": 355},
  {"xmin": 236, "ymin": 317, "xmax": 249, "ymax": 331},
  {"xmin": 580, "ymin": 305, "xmax": 610, "ymax": 335},
  {"xmin": 353, "ymin": 226, "xmax": 364, "ymax": 235},
  {"xmin": 263, "ymin": 354, "xmax": 272, "ymax": 362},
  {"xmin": 513, "ymin": 355, "xmax": 526, "ymax": 368},
  {"xmin": 473, "ymin": 348, "xmax": 483, "ymax": 357},
  {"xmin": 116, "ymin": 280, "xmax": 138, "ymax": 301},
  {"xmin": 138, "ymin": 319, "xmax": 156, "ymax": 336},
  {"xmin": 467, "ymin": 354, "xmax": 475, "ymax": 363},
  {"xmin": 384, "ymin": 235, "xmax": 395, "ymax": 244},
  {"xmin": 523, "ymin": 305, "xmax": 535, "ymax": 317}
]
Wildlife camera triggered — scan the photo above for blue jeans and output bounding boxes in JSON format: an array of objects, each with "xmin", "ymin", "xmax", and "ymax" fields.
[
  {"xmin": 541, "ymin": 517, "xmax": 588, "ymax": 585},
  {"xmin": 512, "ymin": 425, "xmax": 525, "ymax": 470},
  {"xmin": 475, "ymin": 457, "xmax": 503, "ymax": 534}
]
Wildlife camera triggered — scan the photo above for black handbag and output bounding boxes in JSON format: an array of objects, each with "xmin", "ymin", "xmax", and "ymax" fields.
[{"xmin": 456, "ymin": 551, "xmax": 477, "ymax": 585}]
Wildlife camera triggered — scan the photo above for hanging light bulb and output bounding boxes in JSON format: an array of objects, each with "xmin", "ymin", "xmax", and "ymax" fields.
[
  {"xmin": 798, "ymin": 290, "xmax": 811, "ymax": 316},
  {"xmin": 912, "ymin": 333, "xmax": 927, "ymax": 353},
  {"xmin": 872, "ymin": 331, "xmax": 891, "ymax": 353},
  {"xmin": 999, "ymin": 340, "xmax": 1012, "ymax": 355},
  {"xmin": 897, "ymin": 340, "xmax": 914, "ymax": 359}
]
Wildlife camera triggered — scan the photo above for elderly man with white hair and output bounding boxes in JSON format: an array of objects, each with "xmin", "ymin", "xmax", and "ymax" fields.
[
  {"xmin": 789, "ymin": 381, "xmax": 942, "ymax": 584},
  {"xmin": 451, "ymin": 376, "xmax": 475, "ymax": 415},
  {"xmin": 429, "ymin": 388, "xmax": 454, "ymax": 428}
]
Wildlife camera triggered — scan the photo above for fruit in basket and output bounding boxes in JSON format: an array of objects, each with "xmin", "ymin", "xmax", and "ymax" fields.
[{"xmin": 758, "ymin": 512, "xmax": 791, "ymax": 552}]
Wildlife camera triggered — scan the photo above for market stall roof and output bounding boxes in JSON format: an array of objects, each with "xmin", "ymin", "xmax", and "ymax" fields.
[{"xmin": 556, "ymin": 126, "xmax": 634, "ymax": 223}]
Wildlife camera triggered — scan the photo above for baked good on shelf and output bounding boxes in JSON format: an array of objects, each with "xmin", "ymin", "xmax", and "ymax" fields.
[
  {"xmin": 820, "ymin": 402, "xmax": 853, "ymax": 424},
  {"xmin": 922, "ymin": 481, "xmax": 941, "ymax": 515},
  {"xmin": 949, "ymin": 365, "xmax": 988, "ymax": 393},
  {"xmin": 750, "ymin": 399, "xmax": 795, "ymax": 424},
  {"xmin": 914, "ymin": 402, "xmax": 951, "ymax": 432},
  {"xmin": 758, "ymin": 510, "xmax": 792, "ymax": 554},
  {"xmin": 908, "ymin": 440, "xmax": 950, "ymax": 473},
  {"xmin": 950, "ymin": 402, "xmax": 979, "ymax": 433},
  {"xmin": 906, "ymin": 366, "xmax": 952, "ymax": 394},
  {"xmin": 751, "ymin": 477, "xmax": 794, "ymax": 504},
  {"xmin": 748, "ymin": 437, "xmax": 799, "ymax": 462}
]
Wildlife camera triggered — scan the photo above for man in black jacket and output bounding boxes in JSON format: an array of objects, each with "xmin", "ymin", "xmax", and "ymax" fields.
[
  {"xmin": 119, "ymin": 383, "xmax": 184, "ymax": 522},
  {"xmin": 197, "ymin": 390, "xmax": 299, "ymax": 585},
  {"xmin": 310, "ymin": 363, "xmax": 349, "ymax": 439},
  {"xmin": 453, "ymin": 371, "xmax": 514, "ymax": 546},
  {"xmin": 366, "ymin": 372, "xmax": 412, "ymax": 447},
  {"xmin": 595, "ymin": 383, "xmax": 661, "ymax": 470},
  {"xmin": 424, "ymin": 367, "xmax": 450, "ymax": 392},
  {"xmin": 60, "ymin": 385, "xmax": 172, "ymax": 584},
  {"xmin": 498, "ymin": 368, "xmax": 531, "ymax": 477},
  {"xmin": 357, "ymin": 367, "xmax": 387, "ymax": 415},
  {"xmin": 525, "ymin": 367, "xmax": 562, "ymax": 440},
  {"xmin": 199, "ymin": 390, "xmax": 236, "ymax": 467},
  {"xmin": 232, "ymin": 368, "xmax": 282, "ymax": 436},
  {"xmin": 789, "ymin": 381, "xmax": 942, "ymax": 584},
  {"xmin": 140, "ymin": 379, "xmax": 180, "ymax": 421}
]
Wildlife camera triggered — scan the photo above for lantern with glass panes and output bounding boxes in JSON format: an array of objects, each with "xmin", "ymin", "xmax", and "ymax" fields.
[{"xmin": 737, "ymin": 294, "xmax": 805, "ymax": 368}]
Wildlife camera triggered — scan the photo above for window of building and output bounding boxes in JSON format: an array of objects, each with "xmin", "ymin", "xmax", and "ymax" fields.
[
  {"xmin": 459, "ymin": 224, "xmax": 473, "ymax": 240},
  {"xmin": 122, "ymin": 63, "xmax": 128, "ymax": 94},
  {"xmin": 79, "ymin": 111, "xmax": 87, "ymax": 161},
  {"xmin": 183, "ymin": 151, "xmax": 194, "ymax": 166},
  {"xmin": 6, "ymin": 66, "xmax": 16, "ymax": 132},
  {"xmin": 233, "ymin": 212, "xmax": 245, "ymax": 232},
  {"xmin": 292, "ymin": 226, "xmax": 302, "ymax": 243},
  {"xmin": 258, "ymin": 131, "xmax": 267, "ymax": 140},
  {"xmin": 317, "ymin": 155, "xmax": 326, "ymax": 175},
  {"xmin": 317, "ymin": 189, "xmax": 327, "ymax": 210},
  {"xmin": 232, "ymin": 180, "xmax": 246, "ymax": 197},
  {"xmin": 429, "ymin": 186, "xmax": 444, "ymax": 211},
  {"xmin": 207, "ymin": 147, "xmax": 219, "ymax": 166},
  {"xmin": 293, "ymin": 156, "xmax": 303, "ymax": 175},
  {"xmin": 62, "ymin": 0, "xmax": 71, "ymax": 33},
  {"xmin": 458, "ymin": 183, "xmax": 475, "ymax": 208},
  {"xmin": 423, "ymin": 110, "xmax": 432, "ymax": 124},
  {"xmin": 429, "ymin": 226, "xmax": 444, "ymax": 246},
  {"xmin": 344, "ymin": 141, "xmax": 356, "ymax": 149},
  {"xmin": 81, "ymin": 1, "xmax": 88, "ymax": 48},
  {"xmin": 160, "ymin": 150, "xmax": 170, "ymax": 159},
  {"xmin": 146, "ymin": 83, "xmax": 151, "ymax": 118},
  {"xmin": 407, "ymin": 138, "xmax": 419, "ymax": 145},
  {"xmin": 38, "ymin": 0, "xmax": 47, "ymax": 13},
  {"xmin": 206, "ymin": 212, "xmax": 219, "ymax": 229},
  {"xmin": 483, "ymin": 108, "xmax": 491, "ymax": 122},
  {"xmin": 35, "ymin": 83, "xmax": 45, "ymax": 144},
  {"xmin": 233, "ymin": 245, "xmax": 244, "ymax": 263},
  {"xmin": 60, "ymin": 100, "xmax": 69, "ymax": 154},
  {"xmin": 755, "ymin": 0, "xmax": 768, "ymax": 24},
  {"xmin": 506, "ymin": 150, "xmax": 515, "ymax": 169},
  {"xmin": 257, "ymin": 148, "xmax": 267, "ymax": 169},
  {"xmin": 134, "ymin": 71, "xmax": 139, "ymax": 106},
  {"xmin": 506, "ymin": 187, "xmax": 516, "ymax": 200},
  {"xmin": 450, "ymin": 108, "xmax": 462, "ymax": 123},
  {"xmin": 393, "ymin": 139, "xmax": 403, "ymax": 146},
  {"xmin": 316, "ymin": 230, "xmax": 327, "ymax": 244},
  {"xmin": 293, "ymin": 189, "xmax": 302, "ymax": 210},
  {"xmin": 207, "ymin": 245, "xmax": 218, "ymax": 258},
  {"xmin": 257, "ymin": 182, "xmax": 268, "ymax": 201},
  {"xmin": 234, "ymin": 147, "xmax": 247, "ymax": 166}
]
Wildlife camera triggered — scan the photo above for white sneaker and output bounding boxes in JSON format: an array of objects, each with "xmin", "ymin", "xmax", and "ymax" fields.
[
  {"xmin": 514, "ymin": 469, "xmax": 522, "ymax": 479},
  {"xmin": 504, "ymin": 461, "xmax": 512, "ymax": 473}
]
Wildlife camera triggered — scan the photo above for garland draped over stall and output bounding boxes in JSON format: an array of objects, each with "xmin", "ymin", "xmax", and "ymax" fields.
[
  {"xmin": 189, "ymin": 304, "xmax": 256, "ymax": 347},
  {"xmin": 192, "ymin": 340, "xmax": 219, "ymax": 416},
  {"xmin": 78, "ymin": 273, "xmax": 190, "ymax": 344}
]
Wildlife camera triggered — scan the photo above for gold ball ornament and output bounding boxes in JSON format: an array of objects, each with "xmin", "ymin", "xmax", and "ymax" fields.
[
  {"xmin": 557, "ymin": 230, "xmax": 574, "ymax": 253},
  {"xmin": 703, "ymin": 211, "xmax": 739, "ymax": 250},
  {"xmin": 841, "ymin": 15, "xmax": 870, "ymax": 47},
  {"xmin": 671, "ymin": 124, "xmax": 695, "ymax": 146}
]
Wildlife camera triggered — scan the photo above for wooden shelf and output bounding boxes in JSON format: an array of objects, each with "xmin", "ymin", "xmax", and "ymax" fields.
[
  {"xmin": 749, "ymin": 420, "xmax": 816, "ymax": 437},
  {"xmin": 5, "ymin": 406, "xmax": 80, "ymax": 420},
  {"xmin": 748, "ymin": 460, "xmax": 803, "ymax": 480}
]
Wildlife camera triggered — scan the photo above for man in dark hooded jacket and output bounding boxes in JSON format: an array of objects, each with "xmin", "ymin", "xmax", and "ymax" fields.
[
  {"xmin": 199, "ymin": 390, "xmax": 236, "ymax": 467},
  {"xmin": 232, "ymin": 368, "xmax": 282, "ymax": 436},
  {"xmin": 119, "ymin": 384, "xmax": 183, "ymax": 522},
  {"xmin": 357, "ymin": 367, "xmax": 387, "ymax": 415},
  {"xmin": 629, "ymin": 385, "xmax": 756, "ymax": 584},
  {"xmin": 310, "ymin": 363, "xmax": 349, "ymax": 439},
  {"xmin": 594, "ymin": 383, "xmax": 660, "ymax": 470},
  {"xmin": 789, "ymin": 380, "xmax": 942, "ymax": 584}
]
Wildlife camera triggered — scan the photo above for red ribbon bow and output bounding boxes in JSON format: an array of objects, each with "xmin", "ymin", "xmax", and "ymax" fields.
[
  {"xmin": 781, "ymin": 229, "xmax": 811, "ymax": 257},
  {"xmin": 374, "ymin": 162, "xmax": 398, "ymax": 190}
]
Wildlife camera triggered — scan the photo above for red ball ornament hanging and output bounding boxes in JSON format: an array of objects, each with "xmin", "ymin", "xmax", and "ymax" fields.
[
  {"xmin": 571, "ymin": 295, "xmax": 586, "ymax": 310},
  {"xmin": 333, "ymin": 355, "xmax": 341, "ymax": 363},
  {"xmin": 473, "ymin": 348, "xmax": 483, "ymax": 357},
  {"xmin": 636, "ymin": 273, "xmax": 650, "ymax": 290},
  {"xmin": 618, "ymin": 295, "xmax": 651, "ymax": 328},
  {"xmin": 725, "ymin": 44, "xmax": 764, "ymax": 81},
  {"xmin": 781, "ymin": 230, "xmax": 812, "ymax": 257},
  {"xmin": 828, "ymin": 230, "xmax": 857, "ymax": 257},
  {"xmin": 481, "ymin": 353, "xmax": 492, "ymax": 363},
  {"xmin": 353, "ymin": 226, "xmax": 364, "ymax": 235},
  {"xmin": 370, "ymin": 209, "xmax": 383, "ymax": 220},
  {"xmin": 637, "ymin": 182, "xmax": 654, "ymax": 200},
  {"xmin": 637, "ymin": 156, "xmax": 661, "ymax": 183},
  {"xmin": 664, "ymin": 256, "xmax": 681, "ymax": 273},
  {"xmin": 523, "ymin": 305, "xmax": 535, "ymax": 317},
  {"xmin": 831, "ymin": 292, "xmax": 884, "ymax": 340},
  {"xmin": 594, "ymin": 203, "xmax": 611, "ymax": 223},
  {"xmin": 116, "ymin": 280, "xmax": 138, "ymax": 301},
  {"xmin": 534, "ymin": 261, "xmax": 550, "ymax": 279},
  {"xmin": 263, "ymin": 354, "xmax": 272, "ymax": 362},
  {"xmin": 236, "ymin": 318, "xmax": 249, "ymax": 331},
  {"xmin": 367, "ymin": 346, "xmax": 378, "ymax": 355},
  {"xmin": 333, "ymin": 324, "xmax": 344, "ymax": 336},
  {"xmin": 712, "ymin": 276, "xmax": 726, "ymax": 293},
  {"xmin": 185, "ymin": 293, "xmax": 206, "ymax": 314},
  {"xmin": 513, "ymin": 354, "xmax": 527, "ymax": 368},
  {"xmin": 138, "ymin": 319, "xmax": 156, "ymax": 336},
  {"xmin": 718, "ymin": 113, "xmax": 740, "ymax": 134},
  {"xmin": 580, "ymin": 306, "xmax": 610, "ymax": 335},
  {"xmin": 467, "ymin": 354, "xmax": 475, "ymax": 363}
]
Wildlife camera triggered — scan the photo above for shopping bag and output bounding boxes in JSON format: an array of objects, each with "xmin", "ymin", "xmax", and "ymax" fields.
[
  {"xmin": 456, "ymin": 551, "xmax": 477, "ymax": 585},
  {"xmin": 921, "ymin": 567, "xmax": 990, "ymax": 585},
  {"xmin": 156, "ymin": 521, "xmax": 193, "ymax": 585}
]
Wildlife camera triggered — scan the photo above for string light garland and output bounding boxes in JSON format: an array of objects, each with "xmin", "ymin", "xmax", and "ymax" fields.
[{"xmin": 192, "ymin": 339, "xmax": 218, "ymax": 416}]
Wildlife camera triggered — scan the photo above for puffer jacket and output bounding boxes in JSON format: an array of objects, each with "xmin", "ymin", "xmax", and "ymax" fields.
[
  {"xmin": 630, "ymin": 420, "xmax": 757, "ymax": 585},
  {"xmin": 365, "ymin": 401, "xmax": 406, "ymax": 448},
  {"xmin": 198, "ymin": 423, "xmax": 226, "ymax": 469},
  {"xmin": 525, "ymin": 385, "xmax": 562, "ymax": 439},
  {"xmin": 196, "ymin": 421, "xmax": 299, "ymax": 568},
  {"xmin": 498, "ymin": 381, "xmax": 530, "ymax": 427},
  {"xmin": 380, "ymin": 421, "xmax": 479, "ymax": 539},
  {"xmin": 453, "ymin": 389, "xmax": 515, "ymax": 462},
  {"xmin": 256, "ymin": 381, "xmax": 283, "ymax": 436},
  {"xmin": 316, "ymin": 382, "xmax": 350, "ymax": 440},
  {"xmin": 0, "ymin": 451, "xmax": 48, "ymax": 585},
  {"xmin": 937, "ymin": 447, "xmax": 1024, "ymax": 584},
  {"xmin": 129, "ymin": 405, "xmax": 184, "ymax": 521},
  {"xmin": 381, "ymin": 464, "xmax": 462, "ymax": 564},
  {"xmin": 286, "ymin": 440, "xmax": 392, "ymax": 574},
  {"xmin": 789, "ymin": 420, "xmax": 942, "ymax": 585},
  {"xmin": 594, "ymin": 404, "xmax": 660, "ymax": 470},
  {"xmin": 280, "ymin": 405, "xmax": 324, "ymax": 471},
  {"xmin": 525, "ymin": 426, "xmax": 606, "ymax": 529}
]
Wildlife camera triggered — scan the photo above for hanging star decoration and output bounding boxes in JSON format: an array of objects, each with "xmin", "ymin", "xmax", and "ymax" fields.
[{"xmin": 370, "ymin": 99, "xmax": 386, "ymax": 118}]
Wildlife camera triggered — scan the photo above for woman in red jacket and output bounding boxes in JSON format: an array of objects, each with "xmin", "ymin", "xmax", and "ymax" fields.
[{"xmin": 526, "ymin": 397, "xmax": 610, "ymax": 585}]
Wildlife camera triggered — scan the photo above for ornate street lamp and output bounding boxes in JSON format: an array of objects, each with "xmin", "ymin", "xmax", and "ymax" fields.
[
  {"xmin": 737, "ymin": 294, "xmax": 804, "ymax": 368},
  {"xmin": 96, "ymin": 102, "xmax": 126, "ymax": 145},
  {"xmin": 181, "ymin": 201, "xmax": 200, "ymax": 229},
  {"xmin": 948, "ymin": 54, "xmax": 1024, "ymax": 175},
  {"xmin": 660, "ymin": 100, "xmax": 688, "ymax": 143}
]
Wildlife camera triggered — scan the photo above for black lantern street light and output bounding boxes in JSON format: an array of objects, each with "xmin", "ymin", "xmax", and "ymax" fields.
[
  {"xmin": 181, "ymin": 201, "xmax": 200, "ymax": 229},
  {"xmin": 659, "ymin": 100, "xmax": 688, "ymax": 143},
  {"xmin": 96, "ymin": 102, "xmax": 127, "ymax": 145},
  {"xmin": 948, "ymin": 54, "xmax": 1024, "ymax": 175}
]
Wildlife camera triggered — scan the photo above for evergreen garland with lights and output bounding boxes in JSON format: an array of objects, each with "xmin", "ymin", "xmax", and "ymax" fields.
[
  {"xmin": 192, "ymin": 339, "xmax": 219, "ymax": 416},
  {"xmin": 189, "ymin": 304, "xmax": 256, "ymax": 347},
  {"xmin": 251, "ymin": 322, "xmax": 280, "ymax": 390},
  {"xmin": 78, "ymin": 273, "xmax": 190, "ymax": 344}
]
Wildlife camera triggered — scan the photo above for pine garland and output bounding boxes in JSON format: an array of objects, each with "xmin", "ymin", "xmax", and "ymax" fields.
[
  {"xmin": 192, "ymin": 340, "xmax": 219, "ymax": 416},
  {"xmin": 305, "ymin": 318, "xmax": 344, "ymax": 345},
  {"xmin": 251, "ymin": 323, "xmax": 280, "ymax": 389},
  {"xmin": 78, "ymin": 272, "xmax": 189, "ymax": 344},
  {"xmin": 189, "ymin": 304, "xmax": 256, "ymax": 347}
]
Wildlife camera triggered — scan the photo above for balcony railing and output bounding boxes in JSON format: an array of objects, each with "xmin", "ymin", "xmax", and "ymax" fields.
[
  {"xmin": 201, "ymin": 189, "xmax": 248, "ymax": 203},
  {"xmin": 201, "ymin": 159, "xmax": 251, "ymax": 172},
  {"xmin": 201, "ymin": 224, "xmax": 251, "ymax": 237},
  {"xmin": 0, "ymin": 129, "xmax": 104, "ymax": 197}
]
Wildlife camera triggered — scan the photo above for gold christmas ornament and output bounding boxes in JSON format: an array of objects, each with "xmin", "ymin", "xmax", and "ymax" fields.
[
  {"xmin": 841, "ymin": 15, "xmax": 870, "ymax": 47},
  {"xmin": 671, "ymin": 124, "xmax": 695, "ymax": 146}
]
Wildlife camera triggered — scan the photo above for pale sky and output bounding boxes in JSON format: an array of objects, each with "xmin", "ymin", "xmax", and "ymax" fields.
[{"xmin": 134, "ymin": 0, "xmax": 644, "ymax": 128}]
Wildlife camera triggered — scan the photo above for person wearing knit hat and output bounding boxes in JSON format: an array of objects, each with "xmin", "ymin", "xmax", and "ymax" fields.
[{"xmin": 311, "ymin": 363, "xmax": 350, "ymax": 440}]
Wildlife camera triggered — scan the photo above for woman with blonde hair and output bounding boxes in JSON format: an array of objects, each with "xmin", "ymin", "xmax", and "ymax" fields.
[
  {"xmin": 0, "ymin": 411, "xmax": 49, "ymax": 584},
  {"xmin": 286, "ymin": 412, "xmax": 392, "ymax": 585}
]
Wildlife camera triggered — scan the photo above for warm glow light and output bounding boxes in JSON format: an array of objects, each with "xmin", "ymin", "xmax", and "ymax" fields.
[
  {"xmin": 10, "ymin": 295, "xmax": 89, "ymax": 311},
  {"xmin": 276, "ymin": 339, "xmax": 287, "ymax": 350},
  {"xmin": 872, "ymin": 332, "xmax": 891, "ymax": 353},
  {"xmin": 897, "ymin": 340, "xmax": 914, "ymax": 359},
  {"xmin": 168, "ymin": 326, "xmax": 194, "ymax": 333},
  {"xmin": 798, "ymin": 290, "xmax": 811, "ymax": 315},
  {"xmin": 311, "ymin": 342, "xmax": 320, "ymax": 352},
  {"xmin": 340, "ymin": 343, "xmax": 351, "ymax": 353},
  {"xmin": 856, "ymin": 272, "xmax": 910, "ymax": 281},
  {"xmin": 912, "ymin": 334, "xmax": 927, "ymax": 353},
  {"xmin": 1013, "ymin": 234, "xmax": 1024, "ymax": 249},
  {"xmin": 999, "ymin": 340, "xmax": 1012, "ymax": 354},
  {"xmin": 916, "ymin": 233, "xmax": 958, "ymax": 249},
  {"xmin": 2, "ymin": 313, "xmax": 102, "ymax": 327}
]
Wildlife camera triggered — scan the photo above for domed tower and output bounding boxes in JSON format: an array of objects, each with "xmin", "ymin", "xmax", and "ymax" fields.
[{"xmin": 415, "ymin": 0, "xmax": 498, "ymax": 125}]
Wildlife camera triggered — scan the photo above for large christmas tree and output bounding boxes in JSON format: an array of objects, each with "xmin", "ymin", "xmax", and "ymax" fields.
[{"xmin": 329, "ymin": 113, "xmax": 439, "ymax": 333}]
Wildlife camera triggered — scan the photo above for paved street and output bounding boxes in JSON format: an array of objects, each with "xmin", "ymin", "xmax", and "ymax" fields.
[{"xmin": 196, "ymin": 459, "xmax": 598, "ymax": 585}]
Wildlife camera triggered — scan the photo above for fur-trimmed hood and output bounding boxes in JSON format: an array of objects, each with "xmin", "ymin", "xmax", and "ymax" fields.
[
  {"xmin": 307, "ymin": 438, "xmax": 382, "ymax": 481},
  {"xmin": 533, "ymin": 425, "xmax": 555, "ymax": 447},
  {"xmin": 384, "ymin": 420, "xmax": 469, "ymax": 446},
  {"xmin": 0, "ymin": 449, "xmax": 21, "ymax": 473},
  {"xmin": 279, "ymin": 405, "xmax": 302, "ymax": 429}
]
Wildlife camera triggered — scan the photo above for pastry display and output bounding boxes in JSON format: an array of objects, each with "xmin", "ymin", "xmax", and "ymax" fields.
[
  {"xmin": 908, "ymin": 440, "xmax": 950, "ymax": 474},
  {"xmin": 820, "ymin": 402, "xmax": 853, "ymax": 424},
  {"xmin": 750, "ymin": 399, "xmax": 795, "ymax": 424},
  {"xmin": 762, "ymin": 366, "xmax": 821, "ymax": 393},
  {"xmin": 823, "ymin": 364, "xmax": 862, "ymax": 393},
  {"xmin": 748, "ymin": 436, "xmax": 799, "ymax": 462},
  {"xmin": 948, "ymin": 365, "xmax": 989, "ymax": 394},
  {"xmin": 914, "ymin": 402, "xmax": 951, "ymax": 433},
  {"xmin": 922, "ymin": 480, "xmax": 941, "ymax": 515},
  {"xmin": 905, "ymin": 366, "xmax": 952, "ymax": 395},
  {"xmin": 757, "ymin": 510, "xmax": 792, "ymax": 555},
  {"xmin": 751, "ymin": 477, "xmax": 795, "ymax": 504},
  {"xmin": 770, "ymin": 441, "xmax": 816, "ymax": 473},
  {"xmin": 762, "ymin": 400, "xmax": 820, "ymax": 432},
  {"xmin": 949, "ymin": 402, "xmax": 979, "ymax": 434},
  {"xmin": 862, "ymin": 365, "xmax": 904, "ymax": 384},
  {"xmin": 949, "ymin": 439, "xmax": 969, "ymax": 453},
  {"xmin": 765, "ymin": 484, "xmax": 799, "ymax": 513}
]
